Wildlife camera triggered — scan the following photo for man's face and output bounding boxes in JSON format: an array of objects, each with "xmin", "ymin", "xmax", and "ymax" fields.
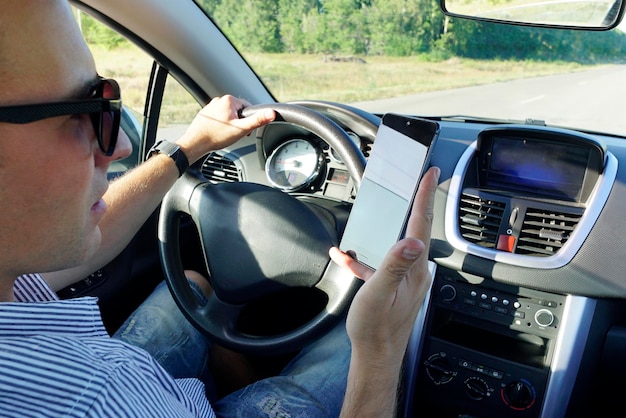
[{"xmin": 0, "ymin": 1, "xmax": 130, "ymax": 281}]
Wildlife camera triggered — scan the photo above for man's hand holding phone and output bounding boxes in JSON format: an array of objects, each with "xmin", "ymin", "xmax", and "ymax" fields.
[{"xmin": 332, "ymin": 165, "xmax": 440, "ymax": 417}]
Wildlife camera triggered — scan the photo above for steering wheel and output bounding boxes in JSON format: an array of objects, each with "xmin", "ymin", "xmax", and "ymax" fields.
[{"xmin": 158, "ymin": 103, "xmax": 370, "ymax": 354}]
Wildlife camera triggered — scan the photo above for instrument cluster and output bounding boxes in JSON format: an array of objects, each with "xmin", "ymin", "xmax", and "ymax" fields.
[{"xmin": 264, "ymin": 131, "xmax": 364, "ymax": 196}]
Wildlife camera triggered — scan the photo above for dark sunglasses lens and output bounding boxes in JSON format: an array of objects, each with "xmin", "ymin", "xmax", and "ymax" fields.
[
  {"xmin": 101, "ymin": 109, "xmax": 119, "ymax": 156},
  {"xmin": 90, "ymin": 79, "xmax": 120, "ymax": 156}
]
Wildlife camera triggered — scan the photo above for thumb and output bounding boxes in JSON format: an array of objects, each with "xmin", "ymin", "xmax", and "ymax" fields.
[
  {"xmin": 239, "ymin": 108, "xmax": 276, "ymax": 131},
  {"xmin": 374, "ymin": 237, "xmax": 426, "ymax": 288}
]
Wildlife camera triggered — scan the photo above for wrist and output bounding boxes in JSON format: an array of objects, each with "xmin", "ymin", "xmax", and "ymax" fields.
[
  {"xmin": 146, "ymin": 140, "xmax": 189, "ymax": 177},
  {"xmin": 341, "ymin": 354, "xmax": 402, "ymax": 417}
]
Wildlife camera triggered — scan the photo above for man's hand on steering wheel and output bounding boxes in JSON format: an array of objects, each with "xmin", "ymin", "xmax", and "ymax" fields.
[{"xmin": 175, "ymin": 95, "xmax": 276, "ymax": 165}]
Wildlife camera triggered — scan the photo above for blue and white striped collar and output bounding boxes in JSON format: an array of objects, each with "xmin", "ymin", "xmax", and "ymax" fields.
[{"xmin": 0, "ymin": 296, "xmax": 109, "ymax": 338}]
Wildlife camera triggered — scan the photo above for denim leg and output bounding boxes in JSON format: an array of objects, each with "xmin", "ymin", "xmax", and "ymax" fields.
[
  {"xmin": 112, "ymin": 280, "xmax": 215, "ymax": 393},
  {"xmin": 212, "ymin": 320, "xmax": 351, "ymax": 418}
]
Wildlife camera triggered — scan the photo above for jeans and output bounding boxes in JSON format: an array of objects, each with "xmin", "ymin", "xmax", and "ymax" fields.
[{"xmin": 114, "ymin": 280, "xmax": 350, "ymax": 417}]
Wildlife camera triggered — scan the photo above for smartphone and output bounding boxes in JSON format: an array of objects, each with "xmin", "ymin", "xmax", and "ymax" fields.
[{"xmin": 339, "ymin": 113, "xmax": 439, "ymax": 270}]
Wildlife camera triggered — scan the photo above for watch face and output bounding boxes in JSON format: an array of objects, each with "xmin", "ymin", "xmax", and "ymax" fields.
[
  {"xmin": 153, "ymin": 140, "xmax": 178, "ymax": 156},
  {"xmin": 149, "ymin": 141, "xmax": 189, "ymax": 176}
]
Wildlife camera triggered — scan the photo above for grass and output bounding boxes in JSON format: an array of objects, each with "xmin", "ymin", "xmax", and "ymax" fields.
[
  {"xmin": 90, "ymin": 44, "xmax": 591, "ymax": 124},
  {"xmin": 246, "ymin": 53, "xmax": 587, "ymax": 103}
]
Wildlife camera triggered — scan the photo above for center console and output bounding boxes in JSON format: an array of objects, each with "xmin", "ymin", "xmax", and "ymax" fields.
[{"xmin": 404, "ymin": 266, "xmax": 595, "ymax": 418}]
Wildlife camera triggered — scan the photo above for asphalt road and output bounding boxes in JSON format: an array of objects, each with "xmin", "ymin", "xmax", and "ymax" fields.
[{"xmin": 351, "ymin": 64, "xmax": 626, "ymax": 136}]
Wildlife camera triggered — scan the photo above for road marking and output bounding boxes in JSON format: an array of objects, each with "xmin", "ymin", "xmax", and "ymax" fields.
[{"xmin": 521, "ymin": 95, "xmax": 544, "ymax": 104}]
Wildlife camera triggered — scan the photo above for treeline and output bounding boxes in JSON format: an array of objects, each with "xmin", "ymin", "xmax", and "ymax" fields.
[
  {"xmin": 200, "ymin": 0, "xmax": 626, "ymax": 62},
  {"xmin": 81, "ymin": 0, "xmax": 626, "ymax": 63}
]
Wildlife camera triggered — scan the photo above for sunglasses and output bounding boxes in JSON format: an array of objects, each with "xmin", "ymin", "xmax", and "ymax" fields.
[{"xmin": 0, "ymin": 77, "xmax": 121, "ymax": 156}]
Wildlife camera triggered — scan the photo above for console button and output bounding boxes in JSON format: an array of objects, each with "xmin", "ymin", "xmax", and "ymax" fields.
[{"xmin": 494, "ymin": 306, "xmax": 508, "ymax": 315}]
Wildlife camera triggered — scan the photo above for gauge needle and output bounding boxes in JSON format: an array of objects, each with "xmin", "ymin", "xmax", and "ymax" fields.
[{"xmin": 280, "ymin": 159, "xmax": 302, "ymax": 168}]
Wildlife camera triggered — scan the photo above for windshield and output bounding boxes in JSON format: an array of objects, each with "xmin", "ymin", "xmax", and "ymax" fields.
[{"xmin": 196, "ymin": 0, "xmax": 626, "ymax": 137}]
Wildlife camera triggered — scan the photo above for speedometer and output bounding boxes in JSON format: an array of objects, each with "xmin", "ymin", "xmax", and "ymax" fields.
[{"xmin": 265, "ymin": 139, "xmax": 323, "ymax": 191}]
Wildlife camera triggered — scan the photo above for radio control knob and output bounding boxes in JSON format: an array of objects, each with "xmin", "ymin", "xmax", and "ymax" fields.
[
  {"xmin": 534, "ymin": 308, "xmax": 555, "ymax": 327},
  {"xmin": 502, "ymin": 380, "xmax": 535, "ymax": 410},
  {"xmin": 439, "ymin": 284, "xmax": 457, "ymax": 302}
]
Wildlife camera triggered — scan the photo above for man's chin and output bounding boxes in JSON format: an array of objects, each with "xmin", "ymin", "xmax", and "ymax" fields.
[{"xmin": 71, "ymin": 227, "xmax": 103, "ymax": 269}]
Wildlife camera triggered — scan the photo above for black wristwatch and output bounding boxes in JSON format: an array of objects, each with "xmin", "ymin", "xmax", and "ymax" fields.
[{"xmin": 147, "ymin": 140, "xmax": 189, "ymax": 177}]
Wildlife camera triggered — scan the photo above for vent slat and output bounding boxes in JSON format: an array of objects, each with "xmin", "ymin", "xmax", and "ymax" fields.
[
  {"xmin": 201, "ymin": 152, "xmax": 240, "ymax": 183},
  {"xmin": 457, "ymin": 193, "xmax": 506, "ymax": 248},
  {"xmin": 515, "ymin": 244, "xmax": 557, "ymax": 256},
  {"xmin": 522, "ymin": 221, "xmax": 577, "ymax": 231},
  {"xmin": 516, "ymin": 207, "xmax": 582, "ymax": 257},
  {"xmin": 460, "ymin": 213, "xmax": 503, "ymax": 225}
]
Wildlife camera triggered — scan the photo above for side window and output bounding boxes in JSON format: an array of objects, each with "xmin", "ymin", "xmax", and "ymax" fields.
[
  {"xmin": 74, "ymin": 8, "xmax": 202, "ymax": 171},
  {"xmin": 74, "ymin": 7, "xmax": 152, "ymax": 173},
  {"xmin": 157, "ymin": 75, "xmax": 202, "ymax": 143}
]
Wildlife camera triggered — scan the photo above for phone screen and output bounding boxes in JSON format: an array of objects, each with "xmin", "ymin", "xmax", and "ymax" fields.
[{"xmin": 339, "ymin": 113, "xmax": 439, "ymax": 270}]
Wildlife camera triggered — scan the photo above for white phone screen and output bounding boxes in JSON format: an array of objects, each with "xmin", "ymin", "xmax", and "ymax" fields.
[{"xmin": 339, "ymin": 114, "xmax": 439, "ymax": 270}]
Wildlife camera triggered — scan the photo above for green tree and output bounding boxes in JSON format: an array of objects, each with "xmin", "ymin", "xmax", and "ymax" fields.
[
  {"xmin": 440, "ymin": 18, "xmax": 626, "ymax": 62},
  {"xmin": 213, "ymin": 0, "xmax": 282, "ymax": 52},
  {"xmin": 278, "ymin": 0, "xmax": 321, "ymax": 53},
  {"xmin": 316, "ymin": 0, "xmax": 369, "ymax": 54},
  {"xmin": 77, "ymin": 9, "xmax": 128, "ymax": 48},
  {"xmin": 365, "ymin": 0, "xmax": 445, "ymax": 56}
]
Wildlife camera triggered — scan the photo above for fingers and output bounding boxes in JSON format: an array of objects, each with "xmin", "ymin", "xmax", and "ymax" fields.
[
  {"xmin": 376, "ymin": 166, "xmax": 440, "ymax": 289},
  {"xmin": 242, "ymin": 107, "xmax": 276, "ymax": 131},
  {"xmin": 177, "ymin": 95, "xmax": 275, "ymax": 162},
  {"xmin": 210, "ymin": 95, "xmax": 276, "ymax": 136},
  {"xmin": 329, "ymin": 240, "xmax": 424, "ymax": 284},
  {"xmin": 329, "ymin": 246, "xmax": 375, "ymax": 281},
  {"xmin": 208, "ymin": 95, "xmax": 275, "ymax": 132},
  {"xmin": 404, "ymin": 166, "xmax": 440, "ymax": 247},
  {"xmin": 331, "ymin": 166, "xmax": 440, "ymax": 282},
  {"xmin": 379, "ymin": 166, "xmax": 439, "ymax": 281}
]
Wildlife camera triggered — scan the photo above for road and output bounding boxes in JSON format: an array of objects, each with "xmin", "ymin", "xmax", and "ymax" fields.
[{"xmin": 351, "ymin": 64, "xmax": 626, "ymax": 136}]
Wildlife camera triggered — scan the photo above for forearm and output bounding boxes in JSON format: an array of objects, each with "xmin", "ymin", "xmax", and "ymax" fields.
[
  {"xmin": 340, "ymin": 351, "xmax": 403, "ymax": 418},
  {"xmin": 43, "ymin": 153, "xmax": 180, "ymax": 290}
]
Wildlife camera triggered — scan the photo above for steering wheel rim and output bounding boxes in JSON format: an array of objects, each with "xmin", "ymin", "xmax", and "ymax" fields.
[{"xmin": 159, "ymin": 102, "xmax": 367, "ymax": 354}]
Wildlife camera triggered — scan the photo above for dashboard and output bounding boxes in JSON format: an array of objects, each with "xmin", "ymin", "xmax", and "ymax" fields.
[
  {"xmin": 194, "ymin": 110, "xmax": 626, "ymax": 417},
  {"xmin": 198, "ymin": 117, "xmax": 623, "ymax": 297}
]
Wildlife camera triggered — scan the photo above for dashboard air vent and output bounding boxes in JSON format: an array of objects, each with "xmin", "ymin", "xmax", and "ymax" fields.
[
  {"xmin": 201, "ymin": 152, "xmax": 240, "ymax": 183},
  {"xmin": 458, "ymin": 193, "xmax": 506, "ymax": 248},
  {"xmin": 516, "ymin": 208, "xmax": 583, "ymax": 257}
]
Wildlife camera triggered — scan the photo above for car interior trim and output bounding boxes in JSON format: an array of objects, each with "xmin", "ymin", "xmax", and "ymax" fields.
[
  {"xmin": 444, "ymin": 140, "xmax": 618, "ymax": 269},
  {"xmin": 540, "ymin": 295, "xmax": 596, "ymax": 417}
]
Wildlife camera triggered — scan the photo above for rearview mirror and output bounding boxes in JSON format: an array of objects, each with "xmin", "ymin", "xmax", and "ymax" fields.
[{"xmin": 441, "ymin": 0, "xmax": 625, "ymax": 30}]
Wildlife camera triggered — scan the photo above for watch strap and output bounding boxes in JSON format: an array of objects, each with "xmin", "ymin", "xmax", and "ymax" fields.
[{"xmin": 147, "ymin": 140, "xmax": 189, "ymax": 177}]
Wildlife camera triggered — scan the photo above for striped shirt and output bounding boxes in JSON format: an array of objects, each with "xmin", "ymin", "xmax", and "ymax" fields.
[{"xmin": 2, "ymin": 274, "xmax": 216, "ymax": 417}]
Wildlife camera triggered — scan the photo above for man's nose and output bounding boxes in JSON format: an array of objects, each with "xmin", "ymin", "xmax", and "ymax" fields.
[{"xmin": 110, "ymin": 122, "xmax": 133, "ymax": 161}]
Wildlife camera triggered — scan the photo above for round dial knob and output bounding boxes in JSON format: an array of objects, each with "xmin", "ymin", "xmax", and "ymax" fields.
[
  {"xmin": 439, "ymin": 284, "xmax": 457, "ymax": 302},
  {"xmin": 464, "ymin": 377, "xmax": 490, "ymax": 400},
  {"xmin": 424, "ymin": 353, "xmax": 456, "ymax": 384},
  {"xmin": 534, "ymin": 308, "xmax": 555, "ymax": 327},
  {"xmin": 501, "ymin": 380, "xmax": 536, "ymax": 410}
]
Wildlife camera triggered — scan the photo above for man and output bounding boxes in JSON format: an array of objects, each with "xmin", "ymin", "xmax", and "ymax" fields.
[{"xmin": 0, "ymin": 1, "xmax": 440, "ymax": 417}]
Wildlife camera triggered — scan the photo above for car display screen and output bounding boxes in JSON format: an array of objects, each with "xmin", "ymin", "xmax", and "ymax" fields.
[{"xmin": 485, "ymin": 136, "xmax": 591, "ymax": 201}]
